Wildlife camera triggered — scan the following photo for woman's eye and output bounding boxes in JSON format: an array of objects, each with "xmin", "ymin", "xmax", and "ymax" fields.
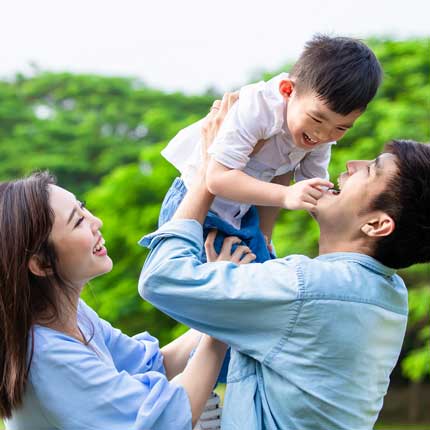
[{"xmin": 75, "ymin": 216, "xmax": 84, "ymax": 228}]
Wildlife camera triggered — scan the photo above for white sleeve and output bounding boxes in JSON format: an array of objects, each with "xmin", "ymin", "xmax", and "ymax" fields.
[
  {"xmin": 294, "ymin": 143, "xmax": 333, "ymax": 182},
  {"xmin": 208, "ymin": 81, "xmax": 285, "ymax": 170}
]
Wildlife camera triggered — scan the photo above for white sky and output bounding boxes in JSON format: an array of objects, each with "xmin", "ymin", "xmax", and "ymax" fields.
[{"xmin": 2, "ymin": 0, "xmax": 429, "ymax": 94}]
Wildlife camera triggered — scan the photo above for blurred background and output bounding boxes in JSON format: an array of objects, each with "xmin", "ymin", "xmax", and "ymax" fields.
[{"xmin": 1, "ymin": 0, "xmax": 429, "ymax": 428}]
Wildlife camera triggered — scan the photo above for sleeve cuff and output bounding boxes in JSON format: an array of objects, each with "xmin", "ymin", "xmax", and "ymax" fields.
[{"xmin": 138, "ymin": 219, "xmax": 204, "ymax": 250}]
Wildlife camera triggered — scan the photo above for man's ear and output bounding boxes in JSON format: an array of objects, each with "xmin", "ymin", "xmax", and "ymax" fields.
[
  {"xmin": 28, "ymin": 255, "xmax": 52, "ymax": 277},
  {"xmin": 361, "ymin": 213, "xmax": 395, "ymax": 238},
  {"xmin": 279, "ymin": 79, "xmax": 294, "ymax": 99}
]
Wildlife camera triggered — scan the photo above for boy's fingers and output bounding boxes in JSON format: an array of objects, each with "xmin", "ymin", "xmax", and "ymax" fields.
[
  {"xmin": 305, "ymin": 196, "xmax": 318, "ymax": 206},
  {"xmin": 308, "ymin": 178, "xmax": 334, "ymax": 189},
  {"xmin": 307, "ymin": 187, "xmax": 323, "ymax": 200}
]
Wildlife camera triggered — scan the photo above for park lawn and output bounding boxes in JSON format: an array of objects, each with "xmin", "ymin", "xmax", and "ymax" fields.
[{"xmin": 376, "ymin": 425, "xmax": 430, "ymax": 430}]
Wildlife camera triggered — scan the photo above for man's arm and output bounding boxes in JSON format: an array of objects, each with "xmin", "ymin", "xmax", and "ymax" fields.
[
  {"xmin": 140, "ymin": 94, "xmax": 301, "ymax": 361},
  {"xmin": 139, "ymin": 223, "xmax": 301, "ymax": 362},
  {"xmin": 172, "ymin": 94, "xmax": 238, "ymax": 224}
]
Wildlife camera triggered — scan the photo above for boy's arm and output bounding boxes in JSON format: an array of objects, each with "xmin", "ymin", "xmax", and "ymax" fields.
[
  {"xmin": 206, "ymin": 159, "xmax": 332, "ymax": 211},
  {"xmin": 257, "ymin": 172, "xmax": 293, "ymax": 241}
]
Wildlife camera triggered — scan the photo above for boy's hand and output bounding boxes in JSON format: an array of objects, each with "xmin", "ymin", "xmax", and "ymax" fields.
[{"xmin": 282, "ymin": 178, "xmax": 333, "ymax": 212}]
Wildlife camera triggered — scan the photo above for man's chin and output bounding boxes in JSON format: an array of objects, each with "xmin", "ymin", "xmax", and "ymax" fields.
[{"xmin": 309, "ymin": 206, "xmax": 319, "ymax": 220}]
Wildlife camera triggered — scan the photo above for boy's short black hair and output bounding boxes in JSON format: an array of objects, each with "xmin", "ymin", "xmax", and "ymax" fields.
[
  {"xmin": 290, "ymin": 34, "xmax": 383, "ymax": 115},
  {"xmin": 371, "ymin": 140, "xmax": 430, "ymax": 269}
]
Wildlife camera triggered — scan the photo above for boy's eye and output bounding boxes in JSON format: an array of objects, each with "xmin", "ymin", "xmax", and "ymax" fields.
[
  {"xmin": 337, "ymin": 127, "xmax": 347, "ymax": 132},
  {"xmin": 309, "ymin": 115, "xmax": 322, "ymax": 123}
]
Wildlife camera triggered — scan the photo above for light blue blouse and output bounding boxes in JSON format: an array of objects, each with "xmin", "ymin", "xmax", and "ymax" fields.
[
  {"xmin": 6, "ymin": 300, "xmax": 191, "ymax": 430},
  {"xmin": 139, "ymin": 219, "xmax": 408, "ymax": 430}
]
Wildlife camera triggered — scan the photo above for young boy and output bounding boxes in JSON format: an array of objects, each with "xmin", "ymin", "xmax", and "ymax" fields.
[{"xmin": 160, "ymin": 34, "xmax": 382, "ymax": 262}]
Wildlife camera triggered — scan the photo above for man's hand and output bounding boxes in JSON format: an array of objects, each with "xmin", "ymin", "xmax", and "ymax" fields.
[
  {"xmin": 200, "ymin": 92, "xmax": 239, "ymax": 167},
  {"xmin": 173, "ymin": 92, "xmax": 237, "ymax": 224},
  {"xmin": 282, "ymin": 178, "xmax": 333, "ymax": 212},
  {"xmin": 205, "ymin": 229, "xmax": 256, "ymax": 264}
]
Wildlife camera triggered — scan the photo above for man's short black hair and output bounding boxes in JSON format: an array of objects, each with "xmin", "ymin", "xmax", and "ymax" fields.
[
  {"xmin": 290, "ymin": 34, "xmax": 383, "ymax": 115},
  {"xmin": 371, "ymin": 140, "xmax": 430, "ymax": 269}
]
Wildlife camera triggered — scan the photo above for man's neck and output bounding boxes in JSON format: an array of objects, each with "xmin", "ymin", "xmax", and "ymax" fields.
[{"xmin": 318, "ymin": 232, "xmax": 374, "ymax": 257}]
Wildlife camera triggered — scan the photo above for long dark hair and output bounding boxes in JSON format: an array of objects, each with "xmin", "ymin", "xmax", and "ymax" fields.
[{"xmin": 0, "ymin": 172, "xmax": 71, "ymax": 418}]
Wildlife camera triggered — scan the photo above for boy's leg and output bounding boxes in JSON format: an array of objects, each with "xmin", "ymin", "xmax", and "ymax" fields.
[
  {"xmin": 158, "ymin": 177, "xmax": 188, "ymax": 227},
  {"xmin": 203, "ymin": 205, "xmax": 273, "ymax": 263}
]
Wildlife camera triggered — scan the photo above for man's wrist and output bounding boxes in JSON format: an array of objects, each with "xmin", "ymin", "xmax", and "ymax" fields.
[{"xmin": 172, "ymin": 171, "xmax": 214, "ymax": 224}]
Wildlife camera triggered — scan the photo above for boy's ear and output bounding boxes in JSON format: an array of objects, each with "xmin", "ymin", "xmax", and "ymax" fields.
[
  {"xmin": 28, "ymin": 255, "xmax": 53, "ymax": 277},
  {"xmin": 360, "ymin": 213, "xmax": 395, "ymax": 238},
  {"xmin": 279, "ymin": 79, "xmax": 294, "ymax": 99}
]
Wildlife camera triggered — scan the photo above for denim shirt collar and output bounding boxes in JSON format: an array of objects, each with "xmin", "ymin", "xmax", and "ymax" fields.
[{"xmin": 316, "ymin": 252, "xmax": 396, "ymax": 277}]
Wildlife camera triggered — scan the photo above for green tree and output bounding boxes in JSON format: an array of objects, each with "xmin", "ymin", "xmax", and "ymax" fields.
[{"xmin": 0, "ymin": 38, "xmax": 428, "ymax": 384}]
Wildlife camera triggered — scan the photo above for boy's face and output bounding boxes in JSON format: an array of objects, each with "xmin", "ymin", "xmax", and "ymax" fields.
[{"xmin": 285, "ymin": 86, "xmax": 362, "ymax": 150}]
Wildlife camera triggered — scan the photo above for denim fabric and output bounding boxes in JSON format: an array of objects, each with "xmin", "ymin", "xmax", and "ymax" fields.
[
  {"xmin": 139, "ymin": 220, "xmax": 408, "ymax": 430},
  {"xmin": 159, "ymin": 177, "xmax": 273, "ymax": 263}
]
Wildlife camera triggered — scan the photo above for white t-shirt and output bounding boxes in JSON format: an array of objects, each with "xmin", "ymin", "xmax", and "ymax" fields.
[{"xmin": 162, "ymin": 72, "xmax": 334, "ymax": 228}]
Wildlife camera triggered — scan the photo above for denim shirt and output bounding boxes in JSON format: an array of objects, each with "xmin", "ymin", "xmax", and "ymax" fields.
[{"xmin": 139, "ymin": 220, "xmax": 408, "ymax": 430}]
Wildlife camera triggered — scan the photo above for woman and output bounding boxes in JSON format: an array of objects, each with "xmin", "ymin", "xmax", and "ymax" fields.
[{"xmin": 0, "ymin": 148, "xmax": 254, "ymax": 427}]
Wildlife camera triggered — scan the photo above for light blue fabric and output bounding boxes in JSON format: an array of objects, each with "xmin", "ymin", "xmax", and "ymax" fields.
[
  {"xmin": 139, "ymin": 219, "xmax": 408, "ymax": 430},
  {"xmin": 6, "ymin": 300, "xmax": 192, "ymax": 430}
]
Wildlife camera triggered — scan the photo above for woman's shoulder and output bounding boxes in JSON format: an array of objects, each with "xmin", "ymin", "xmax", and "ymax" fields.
[{"xmin": 29, "ymin": 300, "xmax": 104, "ymax": 364}]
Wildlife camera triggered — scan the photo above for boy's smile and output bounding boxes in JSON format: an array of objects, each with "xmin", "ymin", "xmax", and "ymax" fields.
[{"xmin": 283, "ymin": 86, "xmax": 362, "ymax": 150}]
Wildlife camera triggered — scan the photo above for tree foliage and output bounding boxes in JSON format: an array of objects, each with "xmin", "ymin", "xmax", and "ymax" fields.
[{"xmin": 0, "ymin": 38, "xmax": 428, "ymax": 376}]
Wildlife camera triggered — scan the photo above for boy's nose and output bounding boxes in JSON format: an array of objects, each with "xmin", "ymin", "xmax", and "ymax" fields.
[{"xmin": 314, "ymin": 126, "xmax": 332, "ymax": 142}]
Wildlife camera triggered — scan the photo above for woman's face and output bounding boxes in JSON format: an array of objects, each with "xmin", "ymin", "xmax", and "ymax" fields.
[{"xmin": 49, "ymin": 185, "xmax": 113, "ymax": 288}]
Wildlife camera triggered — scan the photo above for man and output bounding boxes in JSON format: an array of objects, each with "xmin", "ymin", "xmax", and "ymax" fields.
[{"xmin": 139, "ymin": 94, "xmax": 430, "ymax": 430}]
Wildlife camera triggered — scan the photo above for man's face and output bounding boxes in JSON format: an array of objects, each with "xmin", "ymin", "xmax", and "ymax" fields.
[
  {"xmin": 286, "ymin": 89, "xmax": 362, "ymax": 149},
  {"xmin": 314, "ymin": 153, "xmax": 399, "ymax": 236}
]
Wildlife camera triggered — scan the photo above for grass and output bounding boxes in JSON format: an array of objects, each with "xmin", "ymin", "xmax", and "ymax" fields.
[{"xmin": 376, "ymin": 425, "xmax": 430, "ymax": 430}]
